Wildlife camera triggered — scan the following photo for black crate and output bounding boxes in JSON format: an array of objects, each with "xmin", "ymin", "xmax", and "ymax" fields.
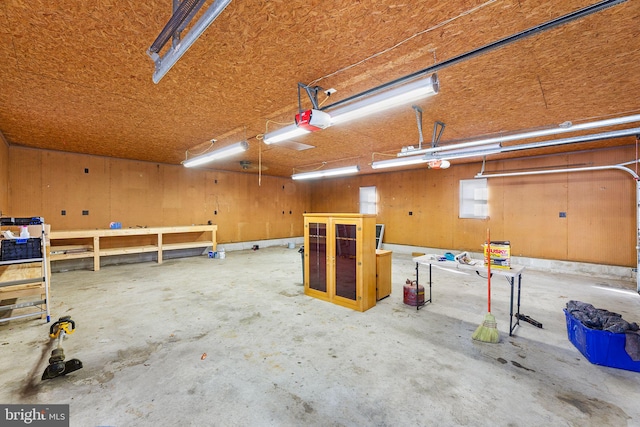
[
  {"xmin": 0, "ymin": 217, "xmax": 43, "ymax": 226},
  {"xmin": 1, "ymin": 238, "xmax": 42, "ymax": 261}
]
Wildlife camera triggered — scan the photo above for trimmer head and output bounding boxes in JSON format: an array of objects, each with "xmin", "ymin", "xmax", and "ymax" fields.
[{"xmin": 42, "ymin": 358, "xmax": 83, "ymax": 380}]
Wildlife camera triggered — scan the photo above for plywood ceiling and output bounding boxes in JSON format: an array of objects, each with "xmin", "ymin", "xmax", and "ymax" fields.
[{"xmin": 1, "ymin": 0, "xmax": 639, "ymax": 177}]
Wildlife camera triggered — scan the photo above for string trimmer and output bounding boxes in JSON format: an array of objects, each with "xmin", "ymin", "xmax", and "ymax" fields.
[{"xmin": 41, "ymin": 316, "xmax": 83, "ymax": 380}]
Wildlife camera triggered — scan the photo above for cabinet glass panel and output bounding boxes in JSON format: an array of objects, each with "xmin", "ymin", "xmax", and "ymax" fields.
[
  {"xmin": 334, "ymin": 224, "xmax": 357, "ymax": 301},
  {"xmin": 308, "ymin": 222, "xmax": 327, "ymax": 292}
]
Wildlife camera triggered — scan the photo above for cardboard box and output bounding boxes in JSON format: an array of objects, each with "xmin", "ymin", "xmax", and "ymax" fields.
[
  {"xmin": 26, "ymin": 224, "xmax": 50, "ymax": 246},
  {"xmin": 483, "ymin": 240, "xmax": 511, "ymax": 269}
]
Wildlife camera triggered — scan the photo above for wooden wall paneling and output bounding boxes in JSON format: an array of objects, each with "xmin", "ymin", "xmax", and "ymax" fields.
[
  {"xmin": 204, "ymin": 171, "xmax": 221, "ymax": 226},
  {"xmin": 202, "ymin": 171, "xmax": 309, "ymax": 243},
  {"xmin": 6, "ymin": 147, "xmax": 311, "ymax": 244},
  {"xmin": 566, "ymin": 149, "xmax": 636, "ymax": 266},
  {"xmin": 162, "ymin": 166, "xmax": 207, "ymax": 227},
  {"xmin": 426, "ymin": 170, "xmax": 457, "ymax": 249},
  {"xmin": 0, "ymin": 138, "xmax": 8, "ymax": 215},
  {"xmin": 206, "ymin": 171, "xmax": 242, "ymax": 243},
  {"xmin": 496, "ymin": 156, "xmax": 569, "ymax": 260},
  {"xmin": 159, "ymin": 165, "xmax": 184, "ymax": 226},
  {"xmin": 392, "ymin": 170, "xmax": 430, "ymax": 247},
  {"xmin": 41, "ymin": 150, "xmax": 75, "ymax": 230},
  {"xmin": 374, "ymin": 171, "xmax": 421, "ymax": 246},
  {"xmin": 42, "ymin": 150, "xmax": 110, "ymax": 230},
  {"xmin": 110, "ymin": 160, "xmax": 163, "ymax": 228},
  {"xmin": 308, "ymin": 179, "xmax": 358, "ymax": 214},
  {"xmin": 7, "ymin": 147, "xmax": 43, "ymax": 218},
  {"xmin": 181, "ymin": 167, "xmax": 209, "ymax": 226},
  {"xmin": 305, "ymin": 146, "xmax": 636, "ymax": 267}
]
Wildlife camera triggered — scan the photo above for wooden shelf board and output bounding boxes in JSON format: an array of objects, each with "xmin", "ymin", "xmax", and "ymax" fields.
[
  {"xmin": 162, "ymin": 242, "xmax": 211, "ymax": 251},
  {"xmin": 50, "ymin": 251, "xmax": 95, "ymax": 261},
  {"xmin": 100, "ymin": 245, "xmax": 158, "ymax": 256}
]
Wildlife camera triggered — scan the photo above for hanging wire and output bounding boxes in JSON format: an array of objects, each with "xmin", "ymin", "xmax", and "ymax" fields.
[
  {"xmin": 370, "ymin": 152, "xmax": 401, "ymax": 164},
  {"xmin": 184, "ymin": 140, "xmax": 215, "ymax": 161}
]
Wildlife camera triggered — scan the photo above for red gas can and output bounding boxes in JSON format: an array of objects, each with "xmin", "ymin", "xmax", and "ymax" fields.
[{"xmin": 403, "ymin": 279, "xmax": 424, "ymax": 306}]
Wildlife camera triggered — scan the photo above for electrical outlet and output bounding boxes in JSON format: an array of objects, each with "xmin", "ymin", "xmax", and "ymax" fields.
[{"xmin": 559, "ymin": 212, "xmax": 567, "ymax": 218}]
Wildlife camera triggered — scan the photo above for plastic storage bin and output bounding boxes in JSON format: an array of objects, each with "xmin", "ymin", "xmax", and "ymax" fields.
[
  {"xmin": 1, "ymin": 238, "xmax": 42, "ymax": 261},
  {"xmin": 564, "ymin": 309, "xmax": 640, "ymax": 372}
]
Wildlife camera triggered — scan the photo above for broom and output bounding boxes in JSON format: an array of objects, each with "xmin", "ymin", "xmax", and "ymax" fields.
[{"xmin": 472, "ymin": 228, "xmax": 500, "ymax": 343}]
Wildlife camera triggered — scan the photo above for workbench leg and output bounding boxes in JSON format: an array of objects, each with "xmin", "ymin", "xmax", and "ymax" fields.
[
  {"xmin": 93, "ymin": 236, "xmax": 100, "ymax": 271},
  {"xmin": 157, "ymin": 233, "xmax": 163, "ymax": 265}
]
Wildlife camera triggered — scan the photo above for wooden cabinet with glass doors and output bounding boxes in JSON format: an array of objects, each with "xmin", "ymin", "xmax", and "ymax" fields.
[{"xmin": 303, "ymin": 213, "xmax": 377, "ymax": 312}]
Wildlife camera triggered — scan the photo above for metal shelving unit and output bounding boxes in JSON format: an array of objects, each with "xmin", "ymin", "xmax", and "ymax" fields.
[{"xmin": 0, "ymin": 217, "xmax": 51, "ymax": 323}]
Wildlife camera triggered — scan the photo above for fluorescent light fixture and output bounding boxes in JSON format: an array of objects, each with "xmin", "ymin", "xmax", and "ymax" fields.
[
  {"xmin": 329, "ymin": 74, "xmax": 439, "ymax": 125},
  {"xmin": 400, "ymin": 113, "xmax": 640, "ymax": 157},
  {"xmin": 371, "ymin": 143, "xmax": 501, "ymax": 170},
  {"xmin": 263, "ymin": 124, "xmax": 310, "ymax": 145},
  {"xmin": 429, "ymin": 143, "xmax": 502, "ymax": 160},
  {"xmin": 292, "ymin": 165, "xmax": 360, "ymax": 180},
  {"xmin": 371, "ymin": 155, "xmax": 427, "ymax": 170},
  {"xmin": 264, "ymin": 73, "xmax": 439, "ymax": 145},
  {"xmin": 183, "ymin": 140, "xmax": 249, "ymax": 168}
]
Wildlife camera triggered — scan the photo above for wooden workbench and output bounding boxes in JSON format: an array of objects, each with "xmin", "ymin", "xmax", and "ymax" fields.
[{"xmin": 49, "ymin": 225, "xmax": 217, "ymax": 271}]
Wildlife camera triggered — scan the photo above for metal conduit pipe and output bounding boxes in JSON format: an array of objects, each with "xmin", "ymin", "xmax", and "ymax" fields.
[
  {"xmin": 476, "ymin": 161, "xmax": 640, "ymax": 295},
  {"xmin": 403, "ymin": 117, "xmax": 640, "ymax": 157},
  {"xmin": 496, "ymin": 127, "xmax": 640, "ymax": 155}
]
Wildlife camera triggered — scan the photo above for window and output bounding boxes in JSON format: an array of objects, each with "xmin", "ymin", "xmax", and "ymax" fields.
[
  {"xmin": 359, "ymin": 186, "xmax": 377, "ymax": 215},
  {"xmin": 459, "ymin": 179, "xmax": 488, "ymax": 219}
]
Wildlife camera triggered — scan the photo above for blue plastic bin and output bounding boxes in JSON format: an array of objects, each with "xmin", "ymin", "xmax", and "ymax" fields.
[{"xmin": 564, "ymin": 309, "xmax": 640, "ymax": 372}]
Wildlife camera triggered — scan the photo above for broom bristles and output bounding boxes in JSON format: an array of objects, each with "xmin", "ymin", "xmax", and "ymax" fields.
[{"xmin": 472, "ymin": 312, "xmax": 500, "ymax": 343}]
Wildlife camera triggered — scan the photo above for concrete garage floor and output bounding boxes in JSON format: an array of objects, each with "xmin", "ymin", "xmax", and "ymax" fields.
[{"xmin": 1, "ymin": 247, "xmax": 640, "ymax": 427}]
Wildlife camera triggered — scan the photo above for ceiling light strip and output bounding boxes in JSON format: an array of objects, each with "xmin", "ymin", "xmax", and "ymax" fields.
[
  {"xmin": 328, "ymin": 74, "xmax": 439, "ymax": 126},
  {"xmin": 183, "ymin": 140, "xmax": 249, "ymax": 168},
  {"xmin": 263, "ymin": 124, "xmax": 310, "ymax": 145},
  {"xmin": 371, "ymin": 155, "xmax": 427, "ymax": 170},
  {"xmin": 291, "ymin": 165, "xmax": 360, "ymax": 180}
]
